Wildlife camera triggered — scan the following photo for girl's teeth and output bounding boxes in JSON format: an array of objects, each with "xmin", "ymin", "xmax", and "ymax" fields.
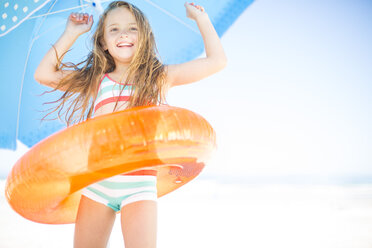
[{"xmin": 118, "ymin": 44, "xmax": 132, "ymax": 47}]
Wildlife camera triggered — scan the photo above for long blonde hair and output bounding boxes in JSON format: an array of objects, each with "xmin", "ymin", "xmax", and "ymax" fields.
[{"xmin": 41, "ymin": 1, "xmax": 167, "ymax": 126}]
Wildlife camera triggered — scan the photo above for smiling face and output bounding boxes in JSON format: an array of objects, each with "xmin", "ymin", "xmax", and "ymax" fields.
[{"xmin": 101, "ymin": 7, "xmax": 139, "ymax": 64}]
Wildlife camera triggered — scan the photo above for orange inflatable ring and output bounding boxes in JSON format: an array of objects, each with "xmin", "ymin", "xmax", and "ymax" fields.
[{"xmin": 5, "ymin": 105, "xmax": 216, "ymax": 224}]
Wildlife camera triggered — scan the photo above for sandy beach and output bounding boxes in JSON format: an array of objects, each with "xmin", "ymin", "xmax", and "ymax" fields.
[{"xmin": 1, "ymin": 179, "xmax": 372, "ymax": 247}]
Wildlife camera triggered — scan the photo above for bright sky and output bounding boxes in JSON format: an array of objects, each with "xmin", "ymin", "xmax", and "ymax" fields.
[
  {"xmin": 1, "ymin": 0, "xmax": 371, "ymax": 179},
  {"xmin": 167, "ymin": 0, "xmax": 372, "ymax": 177}
]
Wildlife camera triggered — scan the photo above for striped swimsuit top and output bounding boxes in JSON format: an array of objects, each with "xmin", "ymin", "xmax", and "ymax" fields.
[
  {"xmin": 93, "ymin": 73, "xmax": 133, "ymax": 114},
  {"xmin": 93, "ymin": 73, "xmax": 157, "ymax": 177}
]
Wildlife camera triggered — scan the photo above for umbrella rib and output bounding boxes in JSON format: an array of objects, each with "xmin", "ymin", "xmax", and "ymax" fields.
[
  {"xmin": 16, "ymin": 0, "xmax": 60, "ymax": 142},
  {"xmin": 31, "ymin": 1, "xmax": 87, "ymax": 41},
  {"xmin": 142, "ymin": 0, "xmax": 199, "ymax": 34},
  {"xmin": 27, "ymin": 0, "xmax": 104, "ymax": 20},
  {"xmin": 28, "ymin": 4, "xmax": 90, "ymax": 20},
  {"xmin": 32, "ymin": 0, "xmax": 60, "ymax": 42},
  {"xmin": 80, "ymin": 0, "xmax": 88, "ymax": 13},
  {"xmin": 16, "ymin": 35, "xmax": 37, "ymax": 144}
]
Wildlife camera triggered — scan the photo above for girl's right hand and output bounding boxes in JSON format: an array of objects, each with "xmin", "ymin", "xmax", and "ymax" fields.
[{"xmin": 65, "ymin": 12, "xmax": 94, "ymax": 36}]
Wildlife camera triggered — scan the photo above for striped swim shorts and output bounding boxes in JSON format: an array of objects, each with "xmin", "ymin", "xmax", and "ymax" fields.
[{"xmin": 81, "ymin": 171, "xmax": 158, "ymax": 212}]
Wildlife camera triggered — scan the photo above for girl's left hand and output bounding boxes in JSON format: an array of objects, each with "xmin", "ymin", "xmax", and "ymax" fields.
[{"xmin": 184, "ymin": 2, "xmax": 206, "ymax": 20}]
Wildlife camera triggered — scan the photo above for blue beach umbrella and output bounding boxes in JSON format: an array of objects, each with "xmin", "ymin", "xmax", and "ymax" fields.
[{"xmin": 0, "ymin": 0, "xmax": 253, "ymax": 150}]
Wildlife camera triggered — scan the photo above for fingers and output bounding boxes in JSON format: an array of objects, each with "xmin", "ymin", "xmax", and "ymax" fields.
[
  {"xmin": 187, "ymin": 2, "xmax": 205, "ymax": 12},
  {"xmin": 70, "ymin": 12, "xmax": 92, "ymax": 23}
]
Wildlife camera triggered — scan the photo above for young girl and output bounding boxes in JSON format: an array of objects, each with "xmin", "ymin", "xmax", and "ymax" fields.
[{"xmin": 34, "ymin": 1, "xmax": 226, "ymax": 247}]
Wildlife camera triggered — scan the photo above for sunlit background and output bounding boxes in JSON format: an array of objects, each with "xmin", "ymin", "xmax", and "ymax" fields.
[{"xmin": 1, "ymin": 0, "xmax": 372, "ymax": 247}]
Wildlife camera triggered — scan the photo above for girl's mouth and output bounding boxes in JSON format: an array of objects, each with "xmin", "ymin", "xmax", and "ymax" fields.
[{"xmin": 117, "ymin": 42, "xmax": 133, "ymax": 48}]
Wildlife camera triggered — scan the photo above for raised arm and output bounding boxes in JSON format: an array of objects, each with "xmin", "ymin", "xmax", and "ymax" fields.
[
  {"xmin": 166, "ymin": 2, "xmax": 227, "ymax": 88},
  {"xmin": 34, "ymin": 13, "xmax": 93, "ymax": 91}
]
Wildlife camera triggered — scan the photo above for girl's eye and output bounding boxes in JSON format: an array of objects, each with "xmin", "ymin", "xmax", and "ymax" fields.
[{"xmin": 109, "ymin": 27, "xmax": 137, "ymax": 32}]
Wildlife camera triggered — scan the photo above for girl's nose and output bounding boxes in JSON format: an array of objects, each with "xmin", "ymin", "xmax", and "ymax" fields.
[{"xmin": 120, "ymin": 31, "xmax": 129, "ymax": 37}]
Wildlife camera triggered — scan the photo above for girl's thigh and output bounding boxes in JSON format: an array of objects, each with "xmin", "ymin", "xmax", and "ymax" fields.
[
  {"xmin": 121, "ymin": 200, "xmax": 158, "ymax": 248},
  {"xmin": 74, "ymin": 195, "xmax": 117, "ymax": 248}
]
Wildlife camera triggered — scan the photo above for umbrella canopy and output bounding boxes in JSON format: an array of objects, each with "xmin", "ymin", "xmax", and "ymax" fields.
[{"xmin": 0, "ymin": 0, "xmax": 253, "ymax": 150}]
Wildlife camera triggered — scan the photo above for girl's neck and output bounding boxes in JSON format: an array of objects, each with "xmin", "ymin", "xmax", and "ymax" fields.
[
  {"xmin": 107, "ymin": 70, "xmax": 127, "ymax": 82},
  {"xmin": 113, "ymin": 62, "xmax": 130, "ymax": 75}
]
